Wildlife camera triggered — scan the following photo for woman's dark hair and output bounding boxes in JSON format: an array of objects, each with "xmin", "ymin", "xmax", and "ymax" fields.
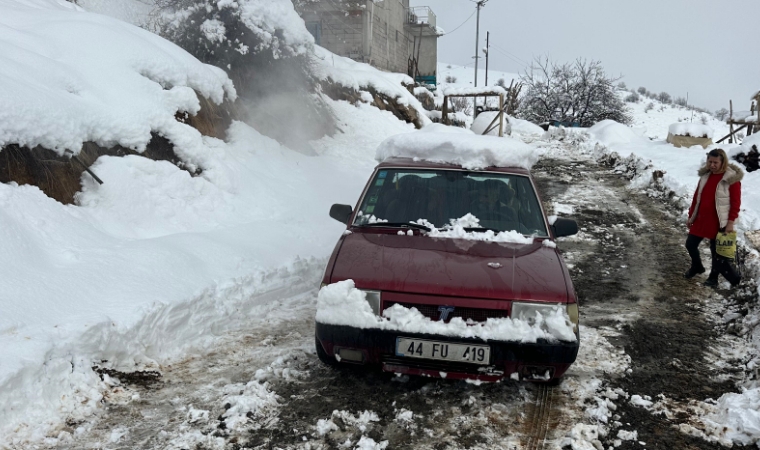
[{"xmin": 707, "ymin": 149, "xmax": 724, "ymax": 159}]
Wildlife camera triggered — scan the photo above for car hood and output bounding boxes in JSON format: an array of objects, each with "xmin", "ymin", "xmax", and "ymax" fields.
[{"xmin": 330, "ymin": 232, "xmax": 570, "ymax": 302}]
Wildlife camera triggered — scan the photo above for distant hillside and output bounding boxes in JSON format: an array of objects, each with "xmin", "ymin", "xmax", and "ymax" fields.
[{"xmin": 437, "ymin": 62, "xmax": 519, "ymax": 90}]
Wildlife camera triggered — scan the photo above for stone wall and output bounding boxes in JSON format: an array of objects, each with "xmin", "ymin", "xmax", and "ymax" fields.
[{"xmin": 297, "ymin": 0, "xmax": 417, "ymax": 75}]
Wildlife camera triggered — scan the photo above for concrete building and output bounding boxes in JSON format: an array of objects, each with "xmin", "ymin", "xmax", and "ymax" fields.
[{"xmin": 295, "ymin": 0, "xmax": 439, "ymax": 85}]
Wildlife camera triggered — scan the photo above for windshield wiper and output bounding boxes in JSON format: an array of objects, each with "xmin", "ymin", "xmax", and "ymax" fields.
[
  {"xmin": 463, "ymin": 226, "xmax": 501, "ymax": 233},
  {"xmin": 355, "ymin": 222, "xmax": 431, "ymax": 231}
]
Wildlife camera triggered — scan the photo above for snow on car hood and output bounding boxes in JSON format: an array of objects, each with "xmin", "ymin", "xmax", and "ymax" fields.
[{"xmin": 329, "ymin": 232, "xmax": 570, "ymax": 303}]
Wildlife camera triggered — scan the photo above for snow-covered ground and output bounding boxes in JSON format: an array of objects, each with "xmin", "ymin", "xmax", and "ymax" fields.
[
  {"xmin": 437, "ymin": 62, "xmax": 519, "ymax": 90},
  {"xmin": 2, "ymin": 0, "xmax": 760, "ymax": 448}
]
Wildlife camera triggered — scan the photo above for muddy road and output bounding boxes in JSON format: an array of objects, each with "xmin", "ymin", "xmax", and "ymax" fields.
[{"xmin": 46, "ymin": 153, "xmax": 752, "ymax": 450}]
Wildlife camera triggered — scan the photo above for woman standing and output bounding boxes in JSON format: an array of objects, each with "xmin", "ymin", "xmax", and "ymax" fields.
[{"xmin": 685, "ymin": 148, "xmax": 743, "ymax": 287}]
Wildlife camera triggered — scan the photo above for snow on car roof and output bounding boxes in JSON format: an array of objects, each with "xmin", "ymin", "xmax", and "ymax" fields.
[{"xmin": 375, "ymin": 124, "xmax": 539, "ymax": 170}]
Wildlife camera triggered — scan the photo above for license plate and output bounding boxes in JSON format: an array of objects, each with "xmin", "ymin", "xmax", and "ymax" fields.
[{"xmin": 396, "ymin": 338, "xmax": 491, "ymax": 365}]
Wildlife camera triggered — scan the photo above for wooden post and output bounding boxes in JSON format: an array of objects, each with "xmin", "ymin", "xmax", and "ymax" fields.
[
  {"xmin": 441, "ymin": 96, "xmax": 449, "ymax": 125},
  {"xmin": 729, "ymin": 100, "xmax": 734, "ymax": 144},
  {"xmin": 749, "ymin": 101, "xmax": 756, "ymax": 136},
  {"xmin": 498, "ymin": 93, "xmax": 504, "ymax": 137}
]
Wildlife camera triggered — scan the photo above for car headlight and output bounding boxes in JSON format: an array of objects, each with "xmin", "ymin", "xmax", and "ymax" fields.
[
  {"xmin": 359, "ymin": 289, "xmax": 381, "ymax": 316},
  {"xmin": 511, "ymin": 301, "xmax": 579, "ymax": 333}
]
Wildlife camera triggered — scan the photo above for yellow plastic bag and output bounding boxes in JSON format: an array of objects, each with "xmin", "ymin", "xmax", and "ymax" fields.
[{"xmin": 716, "ymin": 231, "xmax": 737, "ymax": 259}]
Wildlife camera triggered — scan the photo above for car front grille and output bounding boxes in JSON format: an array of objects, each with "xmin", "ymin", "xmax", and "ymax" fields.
[
  {"xmin": 383, "ymin": 301, "xmax": 509, "ymax": 323},
  {"xmin": 382, "ymin": 356, "xmax": 504, "ymax": 376}
]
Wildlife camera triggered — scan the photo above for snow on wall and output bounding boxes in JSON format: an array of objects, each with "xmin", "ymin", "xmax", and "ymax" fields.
[
  {"xmin": 0, "ymin": 0, "xmax": 235, "ymax": 164},
  {"xmin": 668, "ymin": 123, "xmax": 714, "ymax": 138}
]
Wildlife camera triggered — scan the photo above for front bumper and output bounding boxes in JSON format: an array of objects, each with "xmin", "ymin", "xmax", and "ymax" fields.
[{"xmin": 316, "ymin": 322, "xmax": 579, "ymax": 382}]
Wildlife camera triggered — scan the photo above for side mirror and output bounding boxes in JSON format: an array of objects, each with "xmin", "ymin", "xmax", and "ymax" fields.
[
  {"xmin": 330, "ymin": 204, "xmax": 353, "ymax": 225},
  {"xmin": 552, "ymin": 217, "xmax": 578, "ymax": 238}
]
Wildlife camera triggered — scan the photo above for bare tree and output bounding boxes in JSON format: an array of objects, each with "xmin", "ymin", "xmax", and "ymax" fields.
[
  {"xmin": 715, "ymin": 108, "xmax": 729, "ymax": 121},
  {"xmin": 518, "ymin": 56, "xmax": 631, "ymax": 126},
  {"xmin": 657, "ymin": 92, "xmax": 672, "ymax": 104}
]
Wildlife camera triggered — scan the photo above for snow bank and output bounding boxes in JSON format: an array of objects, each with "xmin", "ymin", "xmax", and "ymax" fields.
[
  {"xmin": 376, "ymin": 125, "xmax": 540, "ymax": 170},
  {"xmin": 0, "ymin": 98, "xmax": 412, "ymax": 446},
  {"xmin": 668, "ymin": 123, "xmax": 714, "ymax": 138},
  {"xmin": 315, "ymin": 280, "xmax": 577, "ymax": 343},
  {"xmin": 0, "ymin": 0, "xmax": 235, "ymax": 163},
  {"xmin": 588, "ymin": 120, "xmax": 637, "ymax": 146}
]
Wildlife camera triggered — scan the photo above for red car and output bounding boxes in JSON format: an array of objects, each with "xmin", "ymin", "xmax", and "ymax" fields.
[{"xmin": 315, "ymin": 158, "xmax": 579, "ymax": 383}]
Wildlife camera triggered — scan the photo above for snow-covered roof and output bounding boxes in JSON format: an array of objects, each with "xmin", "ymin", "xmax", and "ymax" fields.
[
  {"xmin": 375, "ymin": 124, "xmax": 539, "ymax": 170},
  {"xmin": 668, "ymin": 123, "xmax": 714, "ymax": 139},
  {"xmin": 728, "ymin": 110, "xmax": 757, "ymax": 123},
  {"xmin": 442, "ymin": 86, "xmax": 507, "ymax": 97}
]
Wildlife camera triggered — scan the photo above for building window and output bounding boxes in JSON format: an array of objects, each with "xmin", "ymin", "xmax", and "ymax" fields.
[{"xmin": 305, "ymin": 21, "xmax": 321, "ymax": 45}]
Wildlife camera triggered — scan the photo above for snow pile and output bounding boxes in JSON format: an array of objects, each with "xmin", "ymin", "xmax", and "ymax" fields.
[
  {"xmin": 588, "ymin": 120, "xmax": 638, "ymax": 146},
  {"xmin": 315, "ymin": 280, "xmax": 577, "ymax": 343},
  {"xmin": 471, "ymin": 111, "xmax": 511, "ymax": 136},
  {"xmin": 510, "ymin": 117, "xmax": 545, "ymax": 137},
  {"xmin": 415, "ymin": 214, "xmax": 536, "ymax": 243},
  {"xmin": 376, "ymin": 125, "xmax": 540, "ymax": 170},
  {"xmin": 701, "ymin": 388, "xmax": 760, "ymax": 445},
  {"xmin": 0, "ymin": 0, "xmax": 235, "ymax": 164},
  {"xmin": 668, "ymin": 123, "xmax": 713, "ymax": 138},
  {"xmin": 220, "ymin": 380, "xmax": 280, "ymax": 431}
]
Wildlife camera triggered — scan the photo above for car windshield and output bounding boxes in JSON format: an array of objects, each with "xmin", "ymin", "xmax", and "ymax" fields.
[{"xmin": 353, "ymin": 168, "xmax": 548, "ymax": 236}]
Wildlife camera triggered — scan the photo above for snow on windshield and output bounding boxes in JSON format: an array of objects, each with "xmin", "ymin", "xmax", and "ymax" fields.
[
  {"xmin": 315, "ymin": 280, "xmax": 577, "ymax": 343},
  {"xmin": 376, "ymin": 125, "xmax": 540, "ymax": 170},
  {"xmin": 353, "ymin": 169, "xmax": 548, "ymax": 237}
]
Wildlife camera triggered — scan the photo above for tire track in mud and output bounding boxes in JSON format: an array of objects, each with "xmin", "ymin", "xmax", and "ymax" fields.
[{"xmin": 521, "ymin": 384, "xmax": 554, "ymax": 450}]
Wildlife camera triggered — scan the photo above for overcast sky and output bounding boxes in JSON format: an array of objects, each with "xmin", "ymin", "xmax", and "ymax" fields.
[{"xmin": 409, "ymin": 0, "xmax": 759, "ymax": 111}]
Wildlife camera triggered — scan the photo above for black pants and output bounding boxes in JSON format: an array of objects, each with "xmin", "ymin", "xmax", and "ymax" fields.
[{"xmin": 685, "ymin": 234, "xmax": 741, "ymax": 284}]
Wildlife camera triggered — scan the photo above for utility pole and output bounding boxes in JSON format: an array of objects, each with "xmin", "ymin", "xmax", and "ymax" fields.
[
  {"xmin": 484, "ymin": 31, "xmax": 490, "ymax": 86},
  {"xmin": 473, "ymin": 1, "xmax": 486, "ymax": 87}
]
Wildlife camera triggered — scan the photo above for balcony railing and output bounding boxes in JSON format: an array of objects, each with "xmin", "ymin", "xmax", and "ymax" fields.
[{"xmin": 406, "ymin": 6, "xmax": 436, "ymax": 29}]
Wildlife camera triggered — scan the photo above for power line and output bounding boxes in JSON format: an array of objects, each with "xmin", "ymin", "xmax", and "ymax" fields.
[
  {"xmin": 438, "ymin": 10, "xmax": 476, "ymax": 37},
  {"xmin": 490, "ymin": 43, "xmax": 530, "ymax": 66},
  {"xmin": 490, "ymin": 46, "xmax": 528, "ymax": 70}
]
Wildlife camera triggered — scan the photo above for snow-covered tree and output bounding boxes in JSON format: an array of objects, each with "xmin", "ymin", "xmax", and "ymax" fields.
[
  {"xmin": 518, "ymin": 57, "xmax": 631, "ymax": 126},
  {"xmin": 637, "ymin": 86, "xmax": 647, "ymax": 95}
]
